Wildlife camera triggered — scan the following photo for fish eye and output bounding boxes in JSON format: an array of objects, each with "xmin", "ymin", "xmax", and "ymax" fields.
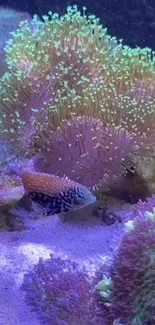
[{"xmin": 73, "ymin": 192, "xmax": 85, "ymax": 205}]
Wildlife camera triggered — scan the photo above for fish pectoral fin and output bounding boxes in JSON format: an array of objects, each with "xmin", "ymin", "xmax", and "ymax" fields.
[{"xmin": 31, "ymin": 200, "xmax": 62, "ymax": 216}]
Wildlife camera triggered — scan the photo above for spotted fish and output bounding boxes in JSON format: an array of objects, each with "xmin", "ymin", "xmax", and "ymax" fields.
[{"xmin": 21, "ymin": 155, "xmax": 96, "ymax": 216}]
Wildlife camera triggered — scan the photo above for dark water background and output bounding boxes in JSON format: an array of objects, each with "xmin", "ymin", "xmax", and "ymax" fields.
[{"xmin": 0, "ymin": 0, "xmax": 155, "ymax": 50}]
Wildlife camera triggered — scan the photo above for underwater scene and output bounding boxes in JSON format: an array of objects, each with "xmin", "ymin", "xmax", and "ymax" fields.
[{"xmin": 1, "ymin": 1, "xmax": 155, "ymax": 325}]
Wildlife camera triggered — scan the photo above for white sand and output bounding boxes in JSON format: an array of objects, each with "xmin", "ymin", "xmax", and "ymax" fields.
[{"xmin": 0, "ymin": 202, "xmax": 133, "ymax": 325}]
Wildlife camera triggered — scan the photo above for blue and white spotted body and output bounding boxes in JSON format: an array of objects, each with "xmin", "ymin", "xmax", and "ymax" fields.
[{"xmin": 21, "ymin": 156, "xmax": 96, "ymax": 216}]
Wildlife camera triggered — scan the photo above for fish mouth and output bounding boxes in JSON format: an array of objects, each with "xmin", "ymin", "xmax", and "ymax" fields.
[
  {"xmin": 90, "ymin": 195, "xmax": 96, "ymax": 204},
  {"xmin": 92, "ymin": 195, "xmax": 96, "ymax": 202},
  {"xmin": 84, "ymin": 195, "xmax": 96, "ymax": 206}
]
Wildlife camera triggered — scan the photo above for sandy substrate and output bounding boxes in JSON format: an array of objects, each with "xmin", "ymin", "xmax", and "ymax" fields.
[{"xmin": 0, "ymin": 201, "xmax": 133, "ymax": 325}]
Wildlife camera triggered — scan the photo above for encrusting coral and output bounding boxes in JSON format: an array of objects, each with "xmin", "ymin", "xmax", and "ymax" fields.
[{"xmin": 1, "ymin": 5, "xmax": 155, "ymax": 193}]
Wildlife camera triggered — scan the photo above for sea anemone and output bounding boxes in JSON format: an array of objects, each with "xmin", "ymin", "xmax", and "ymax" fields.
[
  {"xmin": 22, "ymin": 255, "xmax": 104, "ymax": 325},
  {"xmin": 104, "ymin": 210, "xmax": 155, "ymax": 325}
]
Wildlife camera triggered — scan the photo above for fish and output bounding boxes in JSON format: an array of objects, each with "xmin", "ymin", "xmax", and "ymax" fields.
[{"xmin": 21, "ymin": 154, "xmax": 96, "ymax": 217}]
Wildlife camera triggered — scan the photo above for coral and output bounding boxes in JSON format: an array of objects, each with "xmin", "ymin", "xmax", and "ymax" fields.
[
  {"xmin": 94, "ymin": 0, "xmax": 155, "ymax": 50},
  {"xmin": 0, "ymin": 7, "xmax": 31, "ymax": 44},
  {"xmin": 1, "ymin": 6, "xmax": 155, "ymax": 150},
  {"xmin": 104, "ymin": 211, "xmax": 155, "ymax": 325},
  {"xmin": 33, "ymin": 0, "xmax": 155, "ymax": 50},
  {"xmin": 22, "ymin": 255, "xmax": 104, "ymax": 325},
  {"xmin": 132, "ymin": 193, "xmax": 155, "ymax": 218},
  {"xmin": 1, "ymin": 6, "xmax": 155, "ymax": 192},
  {"xmin": 0, "ymin": 185, "xmax": 24, "ymax": 209},
  {"xmin": 28, "ymin": 114, "xmax": 141, "ymax": 190},
  {"xmin": 95, "ymin": 274, "xmax": 112, "ymax": 299},
  {"xmin": 0, "ymin": 5, "xmax": 109, "ymax": 151},
  {"xmin": 0, "ymin": 173, "xmax": 21, "ymax": 190},
  {"xmin": 21, "ymin": 81, "xmax": 155, "ymax": 191},
  {"xmin": 0, "ymin": 7, "xmax": 31, "ymax": 77},
  {"xmin": 0, "ymin": 184, "xmax": 24, "ymax": 231}
]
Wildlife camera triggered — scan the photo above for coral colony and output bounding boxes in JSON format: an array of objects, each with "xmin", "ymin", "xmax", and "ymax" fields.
[
  {"xmin": 104, "ymin": 208, "xmax": 155, "ymax": 325},
  {"xmin": 1, "ymin": 4, "xmax": 155, "ymax": 325}
]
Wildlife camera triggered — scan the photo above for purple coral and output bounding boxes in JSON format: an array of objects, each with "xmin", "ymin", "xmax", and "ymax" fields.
[
  {"xmin": 32, "ymin": 115, "xmax": 138, "ymax": 190},
  {"xmin": 22, "ymin": 255, "xmax": 104, "ymax": 325},
  {"xmin": 132, "ymin": 193, "xmax": 155, "ymax": 218},
  {"xmin": 105, "ymin": 212, "xmax": 155, "ymax": 325}
]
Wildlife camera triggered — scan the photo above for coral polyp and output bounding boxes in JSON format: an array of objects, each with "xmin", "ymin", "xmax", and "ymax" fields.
[{"xmin": 132, "ymin": 193, "xmax": 155, "ymax": 218}]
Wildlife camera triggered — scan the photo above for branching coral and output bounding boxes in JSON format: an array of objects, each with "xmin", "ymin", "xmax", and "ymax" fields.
[
  {"xmin": 104, "ymin": 211, "xmax": 155, "ymax": 325},
  {"xmin": 22, "ymin": 255, "xmax": 104, "ymax": 325}
]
